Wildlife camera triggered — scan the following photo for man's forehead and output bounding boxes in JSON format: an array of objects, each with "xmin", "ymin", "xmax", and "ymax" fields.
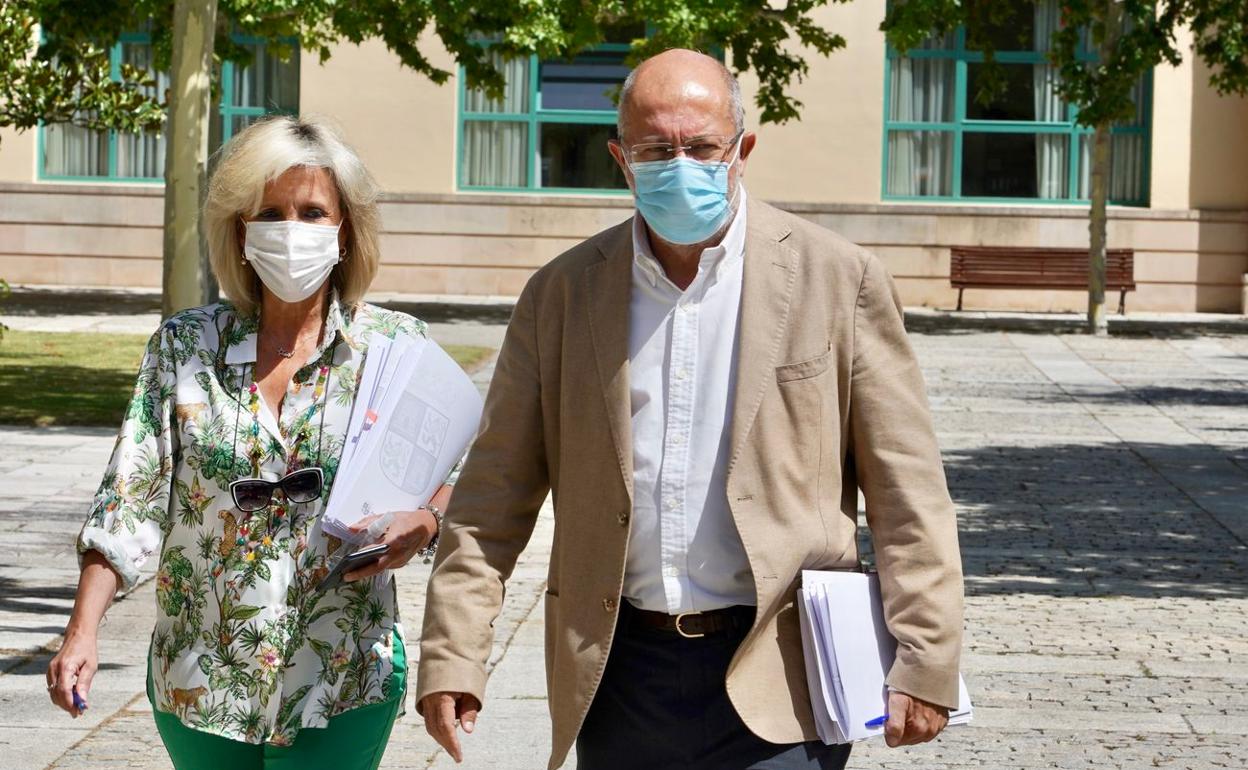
[{"xmin": 622, "ymin": 93, "xmax": 734, "ymax": 141}]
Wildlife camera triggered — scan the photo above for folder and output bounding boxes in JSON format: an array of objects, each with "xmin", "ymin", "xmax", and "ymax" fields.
[{"xmin": 797, "ymin": 570, "xmax": 973, "ymax": 744}]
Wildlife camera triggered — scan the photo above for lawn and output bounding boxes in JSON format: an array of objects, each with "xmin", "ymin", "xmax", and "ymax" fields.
[{"xmin": 0, "ymin": 330, "xmax": 494, "ymax": 427}]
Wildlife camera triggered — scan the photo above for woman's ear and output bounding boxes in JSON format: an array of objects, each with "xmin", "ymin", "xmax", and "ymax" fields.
[
  {"xmin": 339, "ymin": 217, "xmax": 352, "ymax": 259},
  {"xmin": 235, "ymin": 216, "xmax": 247, "ymax": 254}
]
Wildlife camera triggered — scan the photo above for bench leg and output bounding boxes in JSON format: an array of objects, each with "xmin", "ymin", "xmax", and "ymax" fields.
[
  {"xmin": 1118, "ymin": 289, "xmax": 1126, "ymax": 315},
  {"xmin": 956, "ymin": 288, "xmax": 964, "ymax": 312}
]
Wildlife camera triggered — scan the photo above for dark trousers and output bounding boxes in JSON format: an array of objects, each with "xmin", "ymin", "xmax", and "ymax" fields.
[{"xmin": 576, "ymin": 603, "xmax": 852, "ymax": 770}]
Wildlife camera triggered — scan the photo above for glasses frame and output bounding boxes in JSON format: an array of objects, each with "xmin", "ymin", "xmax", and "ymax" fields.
[
  {"xmin": 621, "ymin": 128, "xmax": 745, "ymax": 168},
  {"xmin": 229, "ymin": 467, "xmax": 325, "ymax": 513}
]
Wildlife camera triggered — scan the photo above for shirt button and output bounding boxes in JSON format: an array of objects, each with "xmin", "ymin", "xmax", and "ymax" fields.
[
  {"xmin": 675, "ymin": 368, "xmax": 689, "ymax": 380},
  {"xmin": 666, "ymin": 498, "xmax": 678, "ymax": 510},
  {"xmin": 603, "ymin": 598, "xmax": 617, "ymax": 612},
  {"xmin": 617, "ymin": 511, "xmax": 629, "ymax": 526},
  {"xmin": 665, "ymin": 566, "xmax": 679, "ymax": 577}
]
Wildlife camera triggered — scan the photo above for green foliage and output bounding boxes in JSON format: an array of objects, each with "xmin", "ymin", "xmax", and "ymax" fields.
[
  {"xmin": 3, "ymin": 0, "xmax": 852, "ymax": 143},
  {"xmin": 0, "ymin": 1, "xmax": 167, "ymax": 137},
  {"xmin": 882, "ymin": 0, "xmax": 1248, "ymax": 129}
]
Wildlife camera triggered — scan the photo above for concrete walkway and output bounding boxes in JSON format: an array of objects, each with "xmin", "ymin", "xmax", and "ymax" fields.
[{"xmin": 2, "ymin": 319, "xmax": 1246, "ymax": 768}]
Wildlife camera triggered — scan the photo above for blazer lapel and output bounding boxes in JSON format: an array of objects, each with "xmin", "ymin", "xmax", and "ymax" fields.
[
  {"xmin": 728, "ymin": 200, "xmax": 797, "ymax": 475},
  {"xmin": 584, "ymin": 223, "xmax": 636, "ymax": 500}
]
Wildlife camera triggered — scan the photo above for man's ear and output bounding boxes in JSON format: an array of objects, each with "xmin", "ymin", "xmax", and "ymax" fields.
[
  {"xmin": 738, "ymin": 132, "xmax": 757, "ymax": 173},
  {"xmin": 607, "ymin": 140, "xmax": 635, "ymax": 192}
]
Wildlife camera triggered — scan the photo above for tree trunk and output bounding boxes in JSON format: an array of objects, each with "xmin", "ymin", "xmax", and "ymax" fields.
[
  {"xmin": 1087, "ymin": 121, "xmax": 1110, "ymax": 336},
  {"xmin": 161, "ymin": 0, "xmax": 218, "ymax": 318},
  {"xmin": 1087, "ymin": 0, "xmax": 1122, "ymax": 337}
]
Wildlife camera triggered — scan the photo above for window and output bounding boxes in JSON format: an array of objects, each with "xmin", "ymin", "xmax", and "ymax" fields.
[
  {"xmin": 458, "ymin": 36, "xmax": 639, "ymax": 193},
  {"xmin": 883, "ymin": 0, "xmax": 1150, "ymax": 205},
  {"xmin": 39, "ymin": 33, "xmax": 299, "ymax": 182}
]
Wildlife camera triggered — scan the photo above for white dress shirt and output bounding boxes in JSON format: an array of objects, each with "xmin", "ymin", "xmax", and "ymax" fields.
[{"xmin": 623, "ymin": 189, "xmax": 755, "ymax": 614}]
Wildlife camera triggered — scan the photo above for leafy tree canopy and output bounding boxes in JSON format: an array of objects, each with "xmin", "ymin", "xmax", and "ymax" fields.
[
  {"xmin": 0, "ymin": 0, "xmax": 854, "ymax": 141},
  {"xmin": 882, "ymin": 0, "xmax": 1248, "ymax": 128}
]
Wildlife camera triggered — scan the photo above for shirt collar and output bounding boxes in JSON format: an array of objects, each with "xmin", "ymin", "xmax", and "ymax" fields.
[
  {"xmin": 225, "ymin": 289, "xmax": 351, "ymax": 366},
  {"xmin": 632, "ymin": 187, "xmax": 748, "ymax": 290}
]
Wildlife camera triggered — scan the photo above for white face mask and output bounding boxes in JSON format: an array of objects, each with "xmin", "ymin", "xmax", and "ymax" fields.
[{"xmin": 243, "ymin": 220, "xmax": 342, "ymax": 303}]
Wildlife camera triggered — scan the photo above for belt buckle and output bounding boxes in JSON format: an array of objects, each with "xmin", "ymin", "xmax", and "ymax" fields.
[{"xmin": 674, "ymin": 611, "xmax": 705, "ymax": 639}]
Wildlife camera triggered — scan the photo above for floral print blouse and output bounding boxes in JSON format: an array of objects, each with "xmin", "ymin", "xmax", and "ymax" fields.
[{"xmin": 78, "ymin": 295, "xmax": 431, "ymax": 746}]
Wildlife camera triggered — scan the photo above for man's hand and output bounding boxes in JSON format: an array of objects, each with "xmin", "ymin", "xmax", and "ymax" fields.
[
  {"xmin": 884, "ymin": 690, "xmax": 949, "ymax": 747},
  {"xmin": 421, "ymin": 691, "xmax": 482, "ymax": 763}
]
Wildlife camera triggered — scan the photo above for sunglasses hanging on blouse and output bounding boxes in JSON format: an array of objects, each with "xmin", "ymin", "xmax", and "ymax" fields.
[{"xmin": 227, "ymin": 346, "xmax": 336, "ymax": 515}]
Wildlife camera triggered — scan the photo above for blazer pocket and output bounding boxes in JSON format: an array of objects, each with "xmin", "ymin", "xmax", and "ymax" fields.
[{"xmin": 775, "ymin": 347, "xmax": 832, "ymax": 383}]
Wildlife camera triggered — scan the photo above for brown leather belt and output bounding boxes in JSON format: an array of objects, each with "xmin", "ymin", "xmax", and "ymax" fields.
[{"xmin": 622, "ymin": 602, "xmax": 754, "ymax": 639}]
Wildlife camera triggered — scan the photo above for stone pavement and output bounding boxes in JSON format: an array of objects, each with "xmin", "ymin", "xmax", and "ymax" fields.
[{"xmin": 2, "ymin": 322, "xmax": 1247, "ymax": 769}]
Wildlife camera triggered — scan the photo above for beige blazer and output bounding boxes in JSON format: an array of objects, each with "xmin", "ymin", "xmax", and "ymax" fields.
[{"xmin": 417, "ymin": 199, "xmax": 964, "ymax": 770}]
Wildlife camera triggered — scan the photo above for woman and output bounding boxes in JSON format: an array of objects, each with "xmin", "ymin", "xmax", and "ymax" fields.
[{"xmin": 45, "ymin": 115, "xmax": 448, "ymax": 769}]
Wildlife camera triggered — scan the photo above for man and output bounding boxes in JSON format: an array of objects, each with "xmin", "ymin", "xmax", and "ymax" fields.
[{"xmin": 417, "ymin": 49, "xmax": 963, "ymax": 770}]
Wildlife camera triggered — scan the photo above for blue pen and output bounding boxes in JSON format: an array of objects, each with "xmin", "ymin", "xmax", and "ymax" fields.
[
  {"xmin": 72, "ymin": 687, "xmax": 87, "ymax": 713},
  {"xmin": 864, "ymin": 714, "xmax": 887, "ymax": 728}
]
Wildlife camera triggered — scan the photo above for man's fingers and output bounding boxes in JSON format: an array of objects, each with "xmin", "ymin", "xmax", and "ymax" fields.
[
  {"xmin": 902, "ymin": 707, "xmax": 930, "ymax": 746},
  {"xmin": 884, "ymin": 692, "xmax": 909, "ymax": 747},
  {"xmin": 458, "ymin": 695, "xmax": 481, "ymax": 733},
  {"xmin": 430, "ymin": 695, "xmax": 463, "ymax": 763}
]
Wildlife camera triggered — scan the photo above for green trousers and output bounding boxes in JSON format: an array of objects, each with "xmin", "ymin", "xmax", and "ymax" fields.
[{"xmin": 149, "ymin": 636, "xmax": 406, "ymax": 770}]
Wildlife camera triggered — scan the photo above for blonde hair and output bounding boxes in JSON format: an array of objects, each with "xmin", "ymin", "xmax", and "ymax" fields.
[{"xmin": 204, "ymin": 115, "xmax": 382, "ymax": 317}]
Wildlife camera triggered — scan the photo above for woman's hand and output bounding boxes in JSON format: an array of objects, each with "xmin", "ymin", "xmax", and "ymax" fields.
[
  {"xmin": 344, "ymin": 507, "xmax": 438, "ymax": 582},
  {"xmin": 48, "ymin": 551, "xmax": 119, "ymax": 717},
  {"xmin": 46, "ymin": 629, "xmax": 98, "ymax": 717}
]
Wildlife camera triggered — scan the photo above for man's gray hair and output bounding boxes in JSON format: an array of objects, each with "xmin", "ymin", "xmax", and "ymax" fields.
[{"xmin": 617, "ymin": 56, "xmax": 745, "ymax": 141}]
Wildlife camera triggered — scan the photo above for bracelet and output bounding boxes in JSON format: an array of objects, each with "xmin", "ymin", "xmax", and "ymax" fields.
[{"xmin": 417, "ymin": 505, "xmax": 442, "ymax": 563}]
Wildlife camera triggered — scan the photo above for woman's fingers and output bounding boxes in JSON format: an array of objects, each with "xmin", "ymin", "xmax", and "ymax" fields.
[
  {"xmin": 48, "ymin": 655, "xmax": 80, "ymax": 716},
  {"xmin": 76, "ymin": 659, "xmax": 97, "ymax": 702}
]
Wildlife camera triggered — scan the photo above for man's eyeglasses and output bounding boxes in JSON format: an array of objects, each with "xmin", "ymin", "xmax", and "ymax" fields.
[
  {"xmin": 622, "ymin": 129, "xmax": 744, "ymax": 166},
  {"xmin": 230, "ymin": 467, "xmax": 325, "ymax": 513}
]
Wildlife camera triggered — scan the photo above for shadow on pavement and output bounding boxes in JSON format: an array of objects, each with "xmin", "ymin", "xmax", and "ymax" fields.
[
  {"xmin": 938, "ymin": 441, "xmax": 1248, "ymax": 600},
  {"xmin": 903, "ymin": 311, "xmax": 1248, "ymax": 338},
  {"xmin": 1019, "ymin": 382, "xmax": 1248, "ymax": 410}
]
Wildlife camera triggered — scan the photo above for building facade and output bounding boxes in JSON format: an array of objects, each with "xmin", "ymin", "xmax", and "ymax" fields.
[{"xmin": 2, "ymin": 2, "xmax": 1246, "ymax": 312}]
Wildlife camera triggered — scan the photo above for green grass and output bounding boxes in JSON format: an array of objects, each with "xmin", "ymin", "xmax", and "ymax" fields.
[{"xmin": 0, "ymin": 330, "xmax": 494, "ymax": 428}]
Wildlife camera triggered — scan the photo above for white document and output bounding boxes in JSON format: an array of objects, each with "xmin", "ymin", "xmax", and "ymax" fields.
[
  {"xmin": 798, "ymin": 570, "xmax": 973, "ymax": 744},
  {"xmin": 322, "ymin": 333, "xmax": 483, "ymax": 544}
]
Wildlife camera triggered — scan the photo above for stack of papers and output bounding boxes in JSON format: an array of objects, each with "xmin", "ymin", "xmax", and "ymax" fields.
[
  {"xmin": 322, "ymin": 332, "xmax": 484, "ymax": 544},
  {"xmin": 797, "ymin": 570, "xmax": 973, "ymax": 744}
]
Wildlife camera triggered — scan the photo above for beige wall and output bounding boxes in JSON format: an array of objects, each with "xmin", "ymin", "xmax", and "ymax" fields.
[
  {"xmin": 740, "ymin": 2, "xmax": 887, "ymax": 204},
  {"xmin": 5, "ymin": 182, "xmax": 1243, "ymax": 313},
  {"xmin": 300, "ymin": 34, "xmax": 457, "ymax": 195},
  {"xmin": 1187, "ymin": 54, "xmax": 1248, "ymax": 209},
  {"xmin": 0, "ymin": 127, "xmax": 36, "ymax": 184},
  {"xmin": 1144, "ymin": 25, "xmax": 1248, "ymax": 211}
]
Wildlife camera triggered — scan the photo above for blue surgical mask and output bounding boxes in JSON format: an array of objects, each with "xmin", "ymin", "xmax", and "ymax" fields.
[{"xmin": 630, "ymin": 143, "xmax": 741, "ymax": 246}]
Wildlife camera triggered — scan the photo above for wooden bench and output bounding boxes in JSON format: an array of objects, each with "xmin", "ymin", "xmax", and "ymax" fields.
[{"xmin": 950, "ymin": 246, "xmax": 1136, "ymax": 314}]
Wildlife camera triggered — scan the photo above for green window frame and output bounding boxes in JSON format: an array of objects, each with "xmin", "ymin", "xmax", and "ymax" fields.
[
  {"xmin": 37, "ymin": 32, "xmax": 299, "ymax": 183},
  {"xmin": 882, "ymin": 25, "xmax": 1151, "ymax": 205},
  {"xmin": 456, "ymin": 44, "xmax": 632, "ymax": 195}
]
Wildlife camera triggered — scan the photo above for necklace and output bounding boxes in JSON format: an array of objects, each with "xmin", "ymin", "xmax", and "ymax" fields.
[{"xmin": 266, "ymin": 331, "xmax": 317, "ymax": 360}]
